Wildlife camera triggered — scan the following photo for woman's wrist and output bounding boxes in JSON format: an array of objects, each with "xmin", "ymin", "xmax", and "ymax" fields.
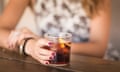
[
  {"xmin": 18, "ymin": 38, "xmax": 33, "ymax": 55},
  {"xmin": 24, "ymin": 38, "xmax": 37, "ymax": 56}
]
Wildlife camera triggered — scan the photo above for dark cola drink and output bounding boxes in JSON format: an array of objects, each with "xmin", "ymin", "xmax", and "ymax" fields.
[
  {"xmin": 50, "ymin": 41, "xmax": 71, "ymax": 65},
  {"xmin": 44, "ymin": 33, "xmax": 72, "ymax": 66}
]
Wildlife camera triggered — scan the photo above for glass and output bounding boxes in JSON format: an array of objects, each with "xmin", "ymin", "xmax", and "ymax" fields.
[{"xmin": 44, "ymin": 32, "xmax": 72, "ymax": 66}]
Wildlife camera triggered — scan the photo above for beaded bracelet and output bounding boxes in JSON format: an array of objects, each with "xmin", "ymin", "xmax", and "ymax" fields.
[{"xmin": 19, "ymin": 38, "xmax": 34, "ymax": 55}]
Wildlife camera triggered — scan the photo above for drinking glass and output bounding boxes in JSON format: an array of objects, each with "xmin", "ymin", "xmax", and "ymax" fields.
[{"xmin": 44, "ymin": 32, "xmax": 72, "ymax": 66}]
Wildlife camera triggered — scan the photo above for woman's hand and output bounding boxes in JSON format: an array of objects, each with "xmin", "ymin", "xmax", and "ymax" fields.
[
  {"xmin": 25, "ymin": 38, "xmax": 55, "ymax": 65},
  {"xmin": 8, "ymin": 28, "xmax": 54, "ymax": 65}
]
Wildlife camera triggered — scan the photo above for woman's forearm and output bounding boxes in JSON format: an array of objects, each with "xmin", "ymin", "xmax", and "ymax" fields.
[
  {"xmin": 0, "ymin": 0, "xmax": 30, "ymax": 51},
  {"xmin": 71, "ymin": 42, "xmax": 107, "ymax": 58},
  {"xmin": 0, "ymin": 28, "xmax": 11, "ymax": 50}
]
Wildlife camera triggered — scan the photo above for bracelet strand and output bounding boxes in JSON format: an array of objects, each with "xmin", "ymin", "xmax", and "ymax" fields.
[{"xmin": 19, "ymin": 38, "xmax": 34, "ymax": 56}]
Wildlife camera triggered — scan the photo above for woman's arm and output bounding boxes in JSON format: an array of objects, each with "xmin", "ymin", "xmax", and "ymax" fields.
[
  {"xmin": 0, "ymin": 0, "xmax": 30, "ymax": 50},
  {"xmin": 0, "ymin": 0, "xmax": 55, "ymax": 65},
  {"xmin": 71, "ymin": 0, "xmax": 111, "ymax": 58}
]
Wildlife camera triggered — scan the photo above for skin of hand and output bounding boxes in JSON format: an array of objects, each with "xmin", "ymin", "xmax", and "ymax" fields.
[
  {"xmin": 25, "ymin": 38, "xmax": 55, "ymax": 65},
  {"xmin": 8, "ymin": 28, "xmax": 38, "ymax": 50},
  {"xmin": 8, "ymin": 28, "xmax": 55, "ymax": 65}
]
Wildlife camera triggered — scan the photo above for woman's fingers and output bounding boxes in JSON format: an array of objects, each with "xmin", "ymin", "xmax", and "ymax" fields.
[
  {"xmin": 32, "ymin": 52, "xmax": 50, "ymax": 65},
  {"xmin": 36, "ymin": 39, "xmax": 49, "ymax": 47},
  {"xmin": 38, "ymin": 48, "xmax": 55, "ymax": 56},
  {"xmin": 8, "ymin": 31, "xmax": 14, "ymax": 48},
  {"xmin": 8, "ymin": 31, "xmax": 20, "ymax": 49},
  {"xmin": 35, "ymin": 39, "xmax": 55, "ymax": 56},
  {"xmin": 31, "ymin": 39, "xmax": 55, "ymax": 64},
  {"xmin": 39, "ymin": 60, "xmax": 50, "ymax": 65},
  {"xmin": 38, "ymin": 54, "xmax": 54, "ymax": 60},
  {"xmin": 36, "ymin": 38, "xmax": 54, "ymax": 49}
]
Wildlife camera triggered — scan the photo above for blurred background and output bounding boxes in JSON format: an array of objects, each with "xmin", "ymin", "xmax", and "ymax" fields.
[
  {"xmin": 0, "ymin": 0, "xmax": 120, "ymax": 52},
  {"xmin": 111, "ymin": 0, "xmax": 120, "ymax": 52}
]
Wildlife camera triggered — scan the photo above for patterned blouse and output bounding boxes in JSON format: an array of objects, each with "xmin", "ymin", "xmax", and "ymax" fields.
[
  {"xmin": 34, "ymin": 0, "xmax": 90, "ymax": 43},
  {"xmin": 33, "ymin": 0, "xmax": 120, "ymax": 61}
]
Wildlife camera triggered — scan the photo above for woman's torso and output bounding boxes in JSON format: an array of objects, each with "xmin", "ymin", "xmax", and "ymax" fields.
[
  {"xmin": 33, "ymin": 0, "xmax": 90, "ymax": 42},
  {"xmin": 30, "ymin": 0, "xmax": 119, "ymax": 61}
]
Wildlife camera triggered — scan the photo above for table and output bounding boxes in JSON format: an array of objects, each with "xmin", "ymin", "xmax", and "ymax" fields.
[{"xmin": 0, "ymin": 48, "xmax": 120, "ymax": 72}]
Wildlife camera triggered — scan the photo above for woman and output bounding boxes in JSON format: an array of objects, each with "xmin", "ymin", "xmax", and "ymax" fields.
[{"xmin": 0, "ymin": 0, "xmax": 110, "ymax": 64}]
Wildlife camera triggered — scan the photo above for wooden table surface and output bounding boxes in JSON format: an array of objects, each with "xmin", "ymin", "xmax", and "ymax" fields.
[{"xmin": 0, "ymin": 48, "xmax": 120, "ymax": 72}]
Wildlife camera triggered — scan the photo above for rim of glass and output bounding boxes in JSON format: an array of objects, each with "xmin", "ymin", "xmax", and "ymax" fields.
[{"xmin": 44, "ymin": 32, "xmax": 72, "ymax": 39}]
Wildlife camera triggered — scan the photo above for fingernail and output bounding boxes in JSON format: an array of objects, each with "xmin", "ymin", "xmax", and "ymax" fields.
[
  {"xmin": 51, "ymin": 52, "xmax": 55, "ymax": 56},
  {"xmin": 49, "ymin": 56, "xmax": 53, "ymax": 59},
  {"xmin": 45, "ymin": 61, "xmax": 49, "ymax": 64},
  {"xmin": 48, "ymin": 41, "xmax": 53, "ymax": 46}
]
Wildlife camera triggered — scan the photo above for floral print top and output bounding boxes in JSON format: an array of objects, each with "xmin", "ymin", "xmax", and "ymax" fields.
[
  {"xmin": 34, "ymin": 0, "xmax": 90, "ymax": 42},
  {"xmin": 33, "ymin": 0, "xmax": 120, "ymax": 61}
]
